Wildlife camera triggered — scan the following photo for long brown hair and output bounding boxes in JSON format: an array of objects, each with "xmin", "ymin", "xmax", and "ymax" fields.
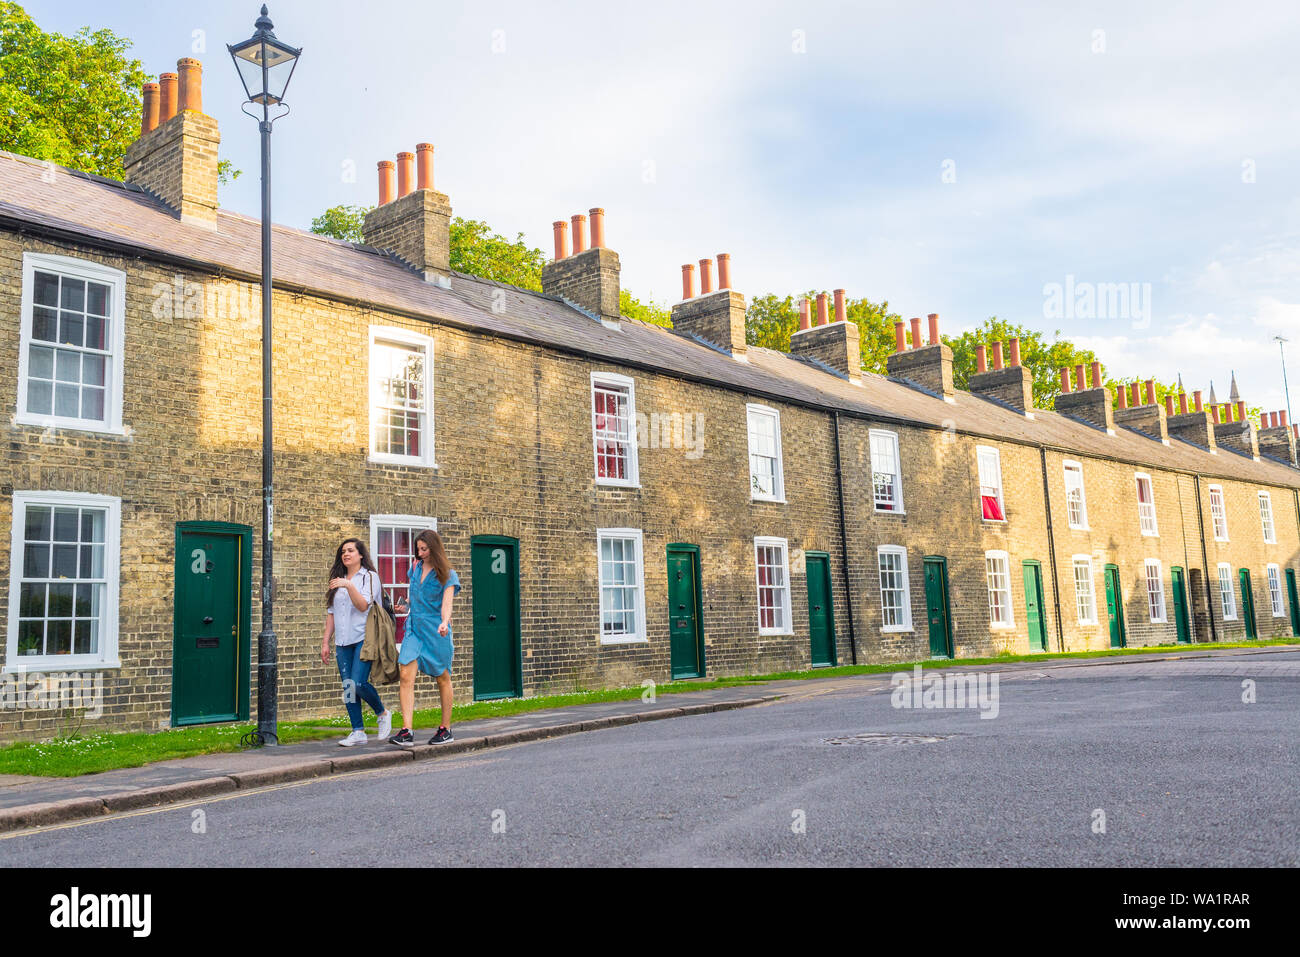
[
  {"xmin": 326, "ymin": 538, "xmax": 377, "ymax": 607},
  {"xmin": 415, "ymin": 529, "xmax": 451, "ymax": 587}
]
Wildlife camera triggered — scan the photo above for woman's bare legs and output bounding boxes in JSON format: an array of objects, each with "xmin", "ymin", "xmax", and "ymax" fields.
[{"xmin": 398, "ymin": 660, "xmax": 417, "ymax": 730}]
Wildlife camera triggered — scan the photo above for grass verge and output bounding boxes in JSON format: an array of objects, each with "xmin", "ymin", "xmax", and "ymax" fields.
[{"xmin": 1, "ymin": 638, "xmax": 1292, "ymax": 777}]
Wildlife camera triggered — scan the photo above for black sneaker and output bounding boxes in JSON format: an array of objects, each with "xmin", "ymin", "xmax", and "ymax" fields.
[
  {"xmin": 428, "ymin": 726, "xmax": 454, "ymax": 744},
  {"xmin": 388, "ymin": 728, "xmax": 415, "ymax": 747}
]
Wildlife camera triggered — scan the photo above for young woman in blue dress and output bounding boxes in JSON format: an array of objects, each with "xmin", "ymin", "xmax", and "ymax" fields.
[{"xmin": 388, "ymin": 528, "xmax": 461, "ymax": 746}]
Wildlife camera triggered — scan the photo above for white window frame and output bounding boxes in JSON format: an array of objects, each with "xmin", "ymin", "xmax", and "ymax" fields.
[
  {"xmin": 369, "ymin": 515, "xmax": 438, "ymax": 645},
  {"xmin": 754, "ymin": 536, "xmax": 793, "ymax": 636},
  {"xmin": 876, "ymin": 545, "xmax": 913, "ymax": 632},
  {"xmin": 1135, "ymin": 473, "xmax": 1158, "ymax": 537},
  {"xmin": 1217, "ymin": 563, "xmax": 1237, "ymax": 620},
  {"xmin": 591, "ymin": 372, "xmax": 640, "ymax": 488},
  {"xmin": 368, "ymin": 326, "xmax": 436, "ymax": 468},
  {"xmin": 1208, "ymin": 484, "xmax": 1228, "ymax": 542},
  {"xmin": 16, "ymin": 252, "xmax": 127, "ymax": 435},
  {"xmin": 976, "ymin": 445, "xmax": 1005, "ymax": 523},
  {"xmin": 596, "ymin": 528, "xmax": 646, "ymax": 644},
  {"xmin": 1072, "ymin": 555, "xmax": 1098, "ymax": 625},
  {"xmin": 5, "ymin": 490, "xmax": 121, "ymax": 673},
  {"xmin": 1258, "ymin": 491, "xmax": 1276, "ymax": 544},
  {"xmin": 1063, "ymin": 460, "xmax": 1089, "ymax": 530},
  {"xmin": 1144, "ymin": 559, "xmax": 1167, "ymax": 623},
  {"xmin": 746, "ymin": 403, "xmax": 785, "ymax": 502},
  {"xmin": 985, "ymin": 550, "xmax": 1015, "ymax": 629},
  {"xmin": 869, "ymin": 429, "xmax": 904, "ymax": 514},
  {"xmin": 1267, "ymin": 564, "xmax": 1285, "ymax": 617}
]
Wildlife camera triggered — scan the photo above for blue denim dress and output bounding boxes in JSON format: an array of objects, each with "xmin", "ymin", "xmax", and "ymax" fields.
[{"xmin": 398, "ymin": 565, "xmax": 461, "ymax": 677}]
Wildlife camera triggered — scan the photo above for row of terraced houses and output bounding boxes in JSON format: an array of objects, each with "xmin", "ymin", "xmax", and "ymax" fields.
[{"xmin": 1, "ymin": 57, "xmax": 1297, "ymax": 740}]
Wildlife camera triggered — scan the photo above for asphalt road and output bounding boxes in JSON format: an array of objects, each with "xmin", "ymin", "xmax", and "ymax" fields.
[{"xmin": 3, "ymin": 651, "xmax": 1297, "ymax": 866}]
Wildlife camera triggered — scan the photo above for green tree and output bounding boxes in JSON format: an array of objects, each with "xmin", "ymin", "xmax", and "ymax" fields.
[
  {"xmin": 0, "ymin": 2, "xmax": 147, "ymax": 179},
  {"xmin": 448, "ymin": 217, "xmax": 545, "ymax": 291},
  {"xmin": 620, "ymin": 289, "xmax": 671, "ymax": 327},
  {"xmin": 310, "ymin": 204, "xmax": 371, "ymax": 244},
  {"xmin": 746, "ymin": 291, "xmax": 901, "ymax": 375},
  {"xmin": 944, "ymin": 317, "xmax": 1103, "ymax": 410}
]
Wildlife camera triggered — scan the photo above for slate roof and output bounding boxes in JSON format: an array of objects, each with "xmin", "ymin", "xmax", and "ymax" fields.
[{"xmin": 1, "ymin": 150, "xmax": 1296, "ymax": 489}]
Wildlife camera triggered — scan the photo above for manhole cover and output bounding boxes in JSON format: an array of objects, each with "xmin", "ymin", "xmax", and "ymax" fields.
[{"xmin": 823, "ymin": 732, "xmax": 954, "ymax": 746}]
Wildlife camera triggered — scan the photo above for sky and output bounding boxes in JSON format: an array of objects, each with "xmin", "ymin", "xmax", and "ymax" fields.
[{"xmin": 22, "ymin": 0, "xmax": 1300, "ymax": 418}]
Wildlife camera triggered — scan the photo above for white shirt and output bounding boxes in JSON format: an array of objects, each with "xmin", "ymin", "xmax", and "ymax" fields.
[{"xmin": 328, "ymin": 568, "xmax": 376, "ymax": 647}]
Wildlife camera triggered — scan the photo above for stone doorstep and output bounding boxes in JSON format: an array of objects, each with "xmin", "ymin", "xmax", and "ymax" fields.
[{"xmin": 0, "ymin": 695, "xmax": 780, "ymax": 835}]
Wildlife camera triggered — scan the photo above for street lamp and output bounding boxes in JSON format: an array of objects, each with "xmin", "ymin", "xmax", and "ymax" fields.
[
  {"xmin": 1276, "ymin": 336, "xmax": 1293, "ymax": 429},
  {"xmin": 229, "ymin": 5, "xmax": 301, "ymax": 746}
]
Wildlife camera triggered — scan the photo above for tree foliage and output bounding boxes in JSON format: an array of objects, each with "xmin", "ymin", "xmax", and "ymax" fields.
[
  {"xmin": 447, "ymin": 217, "xmax": 546, "ymax": 291},
  {"xmin": 0, "ymin": 2, "xmax": 147, "ymax": 179},
  {"xmin": 310, "ymin": 204, "xmax": 370, "ymax": 244},
  {"xmin": 620, "ymin": 289, "xmax": 671, "ymax": 327}
]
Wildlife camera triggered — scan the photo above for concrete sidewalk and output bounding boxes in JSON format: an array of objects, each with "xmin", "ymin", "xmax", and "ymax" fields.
[{"xmin": 1, "ymin": 643, "xmax": 1292, "ymax": 834}]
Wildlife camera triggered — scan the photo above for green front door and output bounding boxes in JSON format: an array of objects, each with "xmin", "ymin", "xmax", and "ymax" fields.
[
  {"xmin": 1022, "ymin": 560, "xmax": 1047, "ymax": 652},
  {"xmin": 805, "ymin": 552, "xmax": 836, "ymax": 667},
  {"xmin": 1239, "ymin": 568, "xmax": 1257, "ymax": 639},
  {"xmin": 1104, "ymin": 564, "xmax": 1127, "ymax": 649},
  {"xmin": 173, "ymin": 523, "xmax": 250, "ymax": 725},
  {"xmin": 667, "ymin": 545, "xmax": 705, "ymax": 678},
  {"xmin": 471, "ymin": 537, "xmax": 522, "ymax": 700},
  {"xmin": 923, "ymin": 557, "xmax": 953, "ymax": 658},
  {"xmin": 1170, "ymin": 566, "xmax": 1191, "ymax": 643},
  {"xmin": 1286, "ymin": 569, "xmax": 1300, "ymax": 636}
]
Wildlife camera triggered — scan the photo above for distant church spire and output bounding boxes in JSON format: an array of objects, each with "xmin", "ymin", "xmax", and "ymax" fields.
[
  {"xmin": 1208, "ymin": 380, "xmax": 1218, "ymax": 406},
  {"xmin": 1228, "ymin": 371, "xmax": 1240, "ymax": 403}
]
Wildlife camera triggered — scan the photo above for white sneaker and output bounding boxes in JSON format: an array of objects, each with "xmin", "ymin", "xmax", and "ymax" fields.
[
  {"xmin": 338, "ymin": 730, "xmax": 368, "ymax": 747},
  {"xmin": 376, "ymin": 711, "xmax": 393, "ymax": 741}
]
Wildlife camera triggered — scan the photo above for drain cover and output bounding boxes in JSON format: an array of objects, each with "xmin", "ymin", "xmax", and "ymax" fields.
[{"xmin": 823, "ymin": 732, "xmax": 954, "ymax": 746}]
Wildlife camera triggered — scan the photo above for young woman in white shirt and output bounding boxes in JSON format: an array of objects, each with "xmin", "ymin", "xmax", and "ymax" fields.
[{"xmin": 320, "ymin": 538, "xmax": 393, "ymax": 746}]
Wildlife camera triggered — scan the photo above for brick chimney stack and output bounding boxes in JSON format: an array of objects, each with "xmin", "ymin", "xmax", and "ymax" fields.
[
  {"xmin": 669, "ymin": 253, "xmax": 745, "ymax": 356},
  {"xmin": 1055, "ymin": 363, "xmax": 1114, "ymax": 432},
  {"xmin": 885, "ymin": 312, "xmax": 953, "ymax": 400},
  {"xmin": 541, "ymin": 209, "xmax": 622, "ymax": 326},
  {"xmin": 1114, "ymin": 374, "xmax": 1168, "ymax": 442},
  {"xmin": 363, "ymin": 142, "xmax": 454, "ymax": 284},
  {"xmin": 969, "ymin": 334, "xmax": 1033, "ymax": 412},
  {"xmin": 125, "ymin": 58, "xmax": 220, "ymax": 226},
  {"xmin": 1211, "ymin": 390, "xmax": 1260, "ymax": 458},
  {"xmin": 790, "ymin": 286, "xmax": 860, "ymax": 382},
  {"xmin": 1258, "ymin": 410, "xmax": 1297, "ymax": 466}
]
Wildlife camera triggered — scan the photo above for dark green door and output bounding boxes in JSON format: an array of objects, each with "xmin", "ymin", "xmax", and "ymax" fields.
[
  {"xmin": 1022, "ymin": 561, "xmax": 1047, "ymax": 652},
  {"xmin": 805, "ymin": 552, "xmax": 836, "ymax": 667},
  {"xmin": 472, "ymin": 537, "xmax": 522, "ymax": 700},
  {"xmin": 1104, "ymin": 564, "xmax": 1127, "ymax": 649},
  {"xmin": 667, "ymin": 545, "xmax": 705, "ymax": 678},
  {"xmin": 1286, "ymin": 569, "xmax": 1300, "ymax": 636},
  {"xmin": 923, "ymin": 557, "xmax": 953, "ymax": 658},
  {"xmin": 173, "ymin": 524, "xmax": 250, "ymax": 725},
  {"xmin": 1170, "ymin": 566, "xmax": 1191, "ymax": 643},
  {"xmin": 1239, "ymin": 569, "xmax": 1257, "ymax": 639}
]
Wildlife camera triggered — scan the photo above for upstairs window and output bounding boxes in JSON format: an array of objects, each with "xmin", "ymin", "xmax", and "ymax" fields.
[
  {"xmin": 1267, "ymin": 564, "xmax": 1285, "ymax": 617},
  {"xmin": 976, "ymin": 446, "xmax": 1005, "ymax": 521},
  {"xmin": 369, "ymin": 328, "xmax": 434, "ymax": 466},
  {"xmin": 1135, "ymin": 473, "xmax": 1158, "ymax": 536},
  {"xmin": 1145, "ymin": 559, "xmax": 1166, "ymax": 623},
  {"xmin": 1258, "ymin": 492, "xmax": 1276, "ymax": 544},
  {"xmin": 1208, "ymin": 485, "xmax": 1228, "ymax": 541},
  {"xmin": 592, "ymin": 373, "xmax": 639, "ymax": 487},
  {"xmin": 746, "ymin": 404, "xmax": 784, "ymax": 501},
  {"xmin": 1217, "ymin": 563, "xmax": 1236, "ymax": 620},
  {"xmin": 870, "ymin": 430, "xmax": 903, "ymax": 512},
  {"xmin": 17, "ymin": 253, "xmax": 126, "ymax": 434},
  {"xmin": 1064, "ymin": 461, "xmax": 1088, "ymax": 529}
]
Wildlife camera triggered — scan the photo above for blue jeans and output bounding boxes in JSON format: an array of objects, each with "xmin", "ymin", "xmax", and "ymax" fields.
[{"xmin": 336, "ymin": 642, "xmax": 385, "ymax": 731}]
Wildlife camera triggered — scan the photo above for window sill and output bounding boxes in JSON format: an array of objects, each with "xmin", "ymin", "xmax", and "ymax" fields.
[
  {"xmin": 1068, "ymin": 525, "xmax": 1089, "ymax": 532},
  {"xmin": 751, "ymin": 495, "xmax": 787, "ymax": 504},
  {"xmin": 880, "ymin": 625, "xmax": 914, "ymax": 634},
  {"xmin": 13, "ymin": 414, "xmax": 127, "ymax": 437},
  {"xmin": 989, "ymin": 622, "xmax": 1017, "ymax": 630},
  {"xmin": 599, "ymin": 635, "xmax": 648, "ymax": 646},
  {"xmin": 874, "ymin": 507, "xmax": 906, "ymax": 516},
  {"xmin": 368, "ymin": 455, "xmax": 439, "ymax": 470},
  {"xmin": 4, "ymin": 658, "xmax": 121, "ymax": 675},
  {"xmin": 1077, "ymin": 620, "xmax": 1098, "ymax": 627},
  {"xmin": 1140, "ymin": 531, "xmax": 1159, "ymax": 538},
  {"xmin": 982, "ymin": 519, "xmax": 1008, "ymax": 525},
  {"xmin": 595, "ymin": 480, "xmax": 641, "ymax": 490},
  {"xmin": 758, "ymin": 629, "xmax": 794, "ymax": 637}
]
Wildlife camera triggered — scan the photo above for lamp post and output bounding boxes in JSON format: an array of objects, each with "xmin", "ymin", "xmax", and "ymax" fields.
[
  {"xmin": 1277, "ymin": 336, "xmax": 1293, "ymax": 428},
  {"xmin": 229, "ymin": 5, "xmax": 300, "ymax": 746}
]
